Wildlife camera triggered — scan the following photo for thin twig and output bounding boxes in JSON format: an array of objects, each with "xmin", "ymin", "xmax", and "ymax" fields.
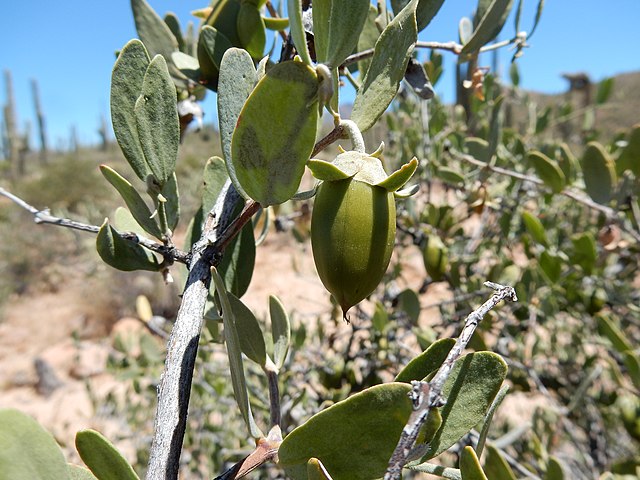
[
  {"xmin": 451, "ymin": 149, "xmax": 640, "ymax": 244},
  {"xmin": 0, "ymin": 186, "xmax": 190, "ymax": 264},
  {"xmin": 384, "ymin": 282, "xmax": 518, "ymax": 480},
  {"xmin": 311, "ymin": 124, "xmax": 347, "ymax": 157},
  {"xmin": 343, "ymin": 35, "xmax": 525, "ymax": 67}
]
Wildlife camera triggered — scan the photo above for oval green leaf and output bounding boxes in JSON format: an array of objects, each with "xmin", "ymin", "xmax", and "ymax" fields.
[
  {"xmin": 546, "ymin": 456, "xmax": 566, "ymax": 480},
  {"xmin": 581, "ymin": 142, "xmax": 617, "ymax": 204},
  {"xmin": 75, "ymin": 429, "xmax": 139, "ymax": 480},
  {"xmin": 539, "ymin": 251, "xmax": 561, "ymax": 284},
  {"xmin": 597, "ymin": 313, "xmax": 633, "ymax": 354},
  {"xmin": 232, "ymin": 60, "xmax": 319, "ymax": 205},
  {"xmin": 134, "ymin": 55, "xmax": 179, "ymax": 186},
  {"xmin": 96, "ymin": 220, "xmax": 160, "ymax": 272},
  {"xmin": 521, "ymin": 211, "xmax": 548, "ymax": 246},
  {"xmin": 528, "ymin": 150, "xmax": 566, "ymax": 193},
  {"xmin": 218, "ymin": 48, "xmax": 257, "ymax": 196},
  {"xmin": 423, "ymin": 352, "xmax": 508, "ymax": 459},
  {"xmin": 351, "ymin": 0, "xmax": 418, "ymax": 132},
  {"xmin": 460, "ymin": 446, "xmax": 488, "ymax": 480},
  {"xmin": 218, "ymin": 220, "xmax": 256, "ymax": 298},
  {"xmin": 570, "ymin": 232, "xmax": 596, "ymax": 274},
  {"xmin": 110, "ymin": 40, "xmax": 151, "ymax": 181},
  {"xmin": 0, "ymin": 409, "xmax": 69, "ymax": 480},
  {"xmin": 159, "ymin": 172, "xmax": 180, "ymax": 231},
  {"xmin": 100, "ymin": 165, "xmax": 162, "ymax": 238},
  {"xmin": 395, "ymin": 338, "xmax": 455, "ymax": 383}
]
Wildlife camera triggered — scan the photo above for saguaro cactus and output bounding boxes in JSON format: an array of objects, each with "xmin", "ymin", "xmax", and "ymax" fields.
[
  {"xmin": 3, "ymin": 69, "xmax": 20, "ymax": 177},
  {"xmin": 31, "ymin": 78, "xmax": 48, "ymax": 164}
]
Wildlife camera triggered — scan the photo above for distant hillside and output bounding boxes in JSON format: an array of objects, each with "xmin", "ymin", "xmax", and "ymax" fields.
[{"xmin": 517, "ymin": 70, "xmax": 640, "ymax": 141}]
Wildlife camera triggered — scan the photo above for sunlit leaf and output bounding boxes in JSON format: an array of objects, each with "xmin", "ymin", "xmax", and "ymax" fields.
[{"xmin": 232, "ymin": 60, "xmax": 319, "ymax": 205}]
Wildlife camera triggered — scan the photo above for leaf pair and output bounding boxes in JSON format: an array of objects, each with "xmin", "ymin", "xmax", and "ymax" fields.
[{"xmin": 111, "ymin": 39, "xmax": 179, "ymax": 188}]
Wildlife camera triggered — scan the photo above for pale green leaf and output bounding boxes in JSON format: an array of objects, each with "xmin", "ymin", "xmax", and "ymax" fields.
[
  {"xmin": 237, "ymin": 3, "xmax": 266, "ymax": 58},
  {"xmin": 134, "ymin": 55, "xmax": 179, "ymax": 186},
  {"xmin": 131, "ymin": 0, "xmax": 179, "ymax": 60},
  {"xmin": 528, "ymin": 151, "xmax": 566, "ymax": 193},
  {"xmin": 0, "ymin": 409, "xmax": 69, "ymax": 480},
  {"xmin": 424, "ymin": 352, "xmax": 508, "ymax": 458},
  {"xmin": 581, "ymin": 142, "xmax": 617, "ymax": 204},
  {"xmin": 484, "ymin": 445, "xmax": 517, "ymax": 479},
  {"xmin": 110, "ymin": 40, "xmax": 151, "ymax": 181},
  {"xmin": 351, "ymin": 0, "xmax": 418, "ymax": 132},
  {"xmin": 279, "ymin": 383, "xmax": 418, "ymax": 480},
  {"xmin": 218, "ymin": 48, "xmax": 257, "ymax": 198},
  {"xmin": 521, "ymin": 211, "xmax": 548, "ymax": 246},
  {"xmin": 68, "ymin": 465, "xmax": 98, "ymax": 480},
  {"xmin": 391, "ymin": 0, "xmax": 445, "ymax": 32}
]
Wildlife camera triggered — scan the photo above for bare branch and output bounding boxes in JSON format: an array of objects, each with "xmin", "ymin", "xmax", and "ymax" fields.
[
  {"xmin": 146, "ymin": 180, "xmax": 251, "ymax": 479},
  {"xmin": 384, "ymin": 282, "xmax": 517, "ymax": 480},
  {"xmin": 0, "ymin": 186, "xmax": 190, "ymax": 264}
]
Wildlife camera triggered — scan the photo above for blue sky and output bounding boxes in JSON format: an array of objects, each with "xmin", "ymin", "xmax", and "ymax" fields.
[{"xmin": 1, "ymin": 0, "xmax": 639, "ymax": 148}]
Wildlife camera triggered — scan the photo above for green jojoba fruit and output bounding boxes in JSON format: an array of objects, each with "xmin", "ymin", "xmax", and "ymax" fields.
[
  {"xmin": 309, "ymin": 144, "xmax": 418, "ymax": 318},
  {"xmin": 423, "ymin": 234, "xmax": 448, "ymax": 281}
]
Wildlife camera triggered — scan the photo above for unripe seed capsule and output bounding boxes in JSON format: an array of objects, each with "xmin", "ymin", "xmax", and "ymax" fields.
[{"xmin": 311, "ymin": 178, "xmax": 396, "ymax": 318}]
